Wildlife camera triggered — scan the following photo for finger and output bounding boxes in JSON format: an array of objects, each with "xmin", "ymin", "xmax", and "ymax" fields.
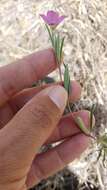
[
  {"xmin": 9, "ymin": 81, "xmax": 81, "ymax": 113},
  {"xmin": 0, "ymin": 49, "xmax": 56, "ymax": 106},
  {"xmin": 0, "ymin": 86, "xmax": 67, "ymax": 183},
  {"xmin": 26, "ymin": 134, "xmax": 90, "ymax": 188},
  {"xmin": 46, "ymin": 110, "xmax": 92, "ymax": 144}
]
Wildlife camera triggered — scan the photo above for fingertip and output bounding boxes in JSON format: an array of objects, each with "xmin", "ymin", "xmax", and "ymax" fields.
[
  {"xmin": 35, "ymin": 85, "xmax": 68, "ymax": 115},
  {"xmin": 69, "ymin": 81, "xmax": 82, "ymax": 102},
  {"xmin": 26, "ymin": 48, "xmax": 57, "ymax": 80},
  {"xmin": 47, "ymin": 85, "xmax": 68, "ymax": 111},
  {"xmin": 38, "ymin": 48, "xmax": 57, "ymax": 73},
  {"xmin": 72, "ymin": 110, "xmax": 90, "ymax": 130},
  {"xmin": 71, "ymin": 134, "xmax": 90, "ymax": 158},
  {"xmin": 46, "ymin": 48, "xmax": 57, "ymax": 68},
  {"xmin": 75, "ymin": 133, "xmax": 91, "ymax": 148},
  {"xmin": 74, "ymin": 110, "xmax": 95, "ymax": 129}
]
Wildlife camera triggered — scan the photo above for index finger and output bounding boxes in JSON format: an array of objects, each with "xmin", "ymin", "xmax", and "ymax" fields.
[{"xmin": 0, "ymin": 49, "xmax": 56, "ymax": 106}]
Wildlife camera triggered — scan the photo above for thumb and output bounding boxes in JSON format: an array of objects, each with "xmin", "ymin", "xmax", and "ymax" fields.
[{"xmin": 0, "ymin": 85, "xmax": 67, "ymax": 169}]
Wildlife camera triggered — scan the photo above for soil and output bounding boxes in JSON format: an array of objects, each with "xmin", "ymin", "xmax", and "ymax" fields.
[{"xmin": 31, "ymin": 168, "xmax": 99, "ymax": 190}]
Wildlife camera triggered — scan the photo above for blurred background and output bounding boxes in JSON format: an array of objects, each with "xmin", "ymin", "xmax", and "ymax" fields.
[{"xmin": 0, "ymin": 0, "xmax": 107, "ymax": 189}]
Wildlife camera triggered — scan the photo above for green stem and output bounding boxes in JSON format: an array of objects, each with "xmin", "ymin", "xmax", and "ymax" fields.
[{"xmin": 67, "ymin": 100, "xmax": 72, "ymax": 112}]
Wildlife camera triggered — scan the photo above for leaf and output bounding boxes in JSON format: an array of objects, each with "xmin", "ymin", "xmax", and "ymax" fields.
[
  {"xmin": 57, "ymin": 34, "xmax": 61, "ymax": 62},
  {"xmin": 60, "ymin": 37, "xmax": 65, "ymax": 62},
  {"xmin": 90, "ymin": 104, "xmax": 96, "ymax": 130},
  {"xmin": 74, "ymin": 116, "xmax": 91, "ymax": 136},
  {"xmin": 98, "ymin": 134, "xmax": 107, "ymax": 147},
  {"xmin": 54, "ymin": 35, "xmax": 58, "ymax": 62},
  {"xmin": 54, "ymin": 34, "xmax": 61, "ymax": 63},
  {"xmin": 64, "ymin": 64, "xmax": 70, "ymax": 94},
  {"xmin": 56, "ymin": 35, "xmax": 60, "ymax": 62},
  {"xmin": 54, "ymin": 34, "xmax": 57, "ymax": 50},
  {"xmin": 45, "ymin": 24, "xmax": 54, "ymax": 47},
  {"xmin": 52, "ymin": 32, "xmax": 56, "ymax": 49}
]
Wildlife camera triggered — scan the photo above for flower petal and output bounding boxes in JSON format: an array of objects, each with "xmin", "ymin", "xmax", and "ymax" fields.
[
  {"xmin": 58, "ymin": 16, "xmax": 66, "ymax": 24},
  {"xmin": 40, "ymin": 11, "xmax": 65, "ymax": 26},
  {"xmin": 47, "ymin": 10, "xmax": 59, "ymax": 19},
  {"xmin": 47, "ymin": 10, "xmax": 59, "ymax": 25},
  {"xmin": 40, "ymin": 14, "xmax": 50, "ymax": 24}
]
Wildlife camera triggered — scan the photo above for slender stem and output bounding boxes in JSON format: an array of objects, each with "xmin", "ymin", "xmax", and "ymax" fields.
[
  {"xmin": 46, "ymin": 27, "xmax": 63, "ymax": 82},
  {"xmin": 67, "ymin": 100, "xmax": 72, "ymax": 112}
]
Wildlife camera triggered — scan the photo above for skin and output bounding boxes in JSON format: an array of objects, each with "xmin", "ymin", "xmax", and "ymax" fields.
[{"xmin": 0, "ymin": 49, "xmax": 92, "ymax": 190}]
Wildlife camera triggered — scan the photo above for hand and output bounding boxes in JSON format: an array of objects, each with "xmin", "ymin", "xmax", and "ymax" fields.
[{"xmin": 0, "ymin": 49, "xmax": 91, "ymax": 190}]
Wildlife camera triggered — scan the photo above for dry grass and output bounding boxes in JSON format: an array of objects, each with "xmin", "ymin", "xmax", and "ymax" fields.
[{"xmin": 0, "ymin": 0, "xmax": 107, "ymax": 189}]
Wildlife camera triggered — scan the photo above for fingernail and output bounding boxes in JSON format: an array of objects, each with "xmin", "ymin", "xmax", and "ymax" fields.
[{"xmin": 48, "ymin": 85, "xmax": 68, "ymax": 110}]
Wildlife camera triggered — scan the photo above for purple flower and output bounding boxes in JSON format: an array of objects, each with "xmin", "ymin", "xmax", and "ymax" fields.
[{"xmin": 40, "ymin": 10, "xmax": 65, "ymax": 27}]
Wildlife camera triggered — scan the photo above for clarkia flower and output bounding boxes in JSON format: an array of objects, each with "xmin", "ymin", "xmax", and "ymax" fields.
[{"xmin": 40, "ymin": 10, "xmax": 65, "ymax": 28}]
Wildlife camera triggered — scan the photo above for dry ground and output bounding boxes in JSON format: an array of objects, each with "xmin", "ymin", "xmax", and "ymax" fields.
[{"xmin": 0, "ymin": 0, "xmax": 107, "ymax": 189}]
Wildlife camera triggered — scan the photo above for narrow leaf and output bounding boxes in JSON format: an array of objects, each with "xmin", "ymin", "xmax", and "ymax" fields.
[
  {"xmin": 54, "ymin": 35, "xmax": 58, "ymax": 61},
  {"xmin": 90, "ymin": 104, "xmax": 96, "ymax": 130},
  {"xmin": 60, "ymin": 37, "xmax": 65, "ymax": 62},
  {"xmin": 56, "ymin": 35, "xmax": 59, "ymax": 61},
  {"xmin": 45, "ymin": 24, "xmax": 54, "ymax": 47},
  {"xmin": 52, "ymin": 32, "xmax": 56, "ymax": 49},
  {"xmin": 74, "ymin": 116, "xmax": 91, "ymax": 136},
  {"xmin": 57, "ymin": 34, "xmax": 61, "ymax": 62},
  {"xmin": 54, "ymin": 34, "xmax": 60, "ymax": 63},
  {"xmin": 64, "ymin": 64, "xmax": 70, "ymax": 94}
]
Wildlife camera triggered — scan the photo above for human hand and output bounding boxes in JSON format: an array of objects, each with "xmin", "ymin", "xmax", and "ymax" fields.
[{"xmin": 0, "ymin": 49, "xmax": 91, "ymax": 190}]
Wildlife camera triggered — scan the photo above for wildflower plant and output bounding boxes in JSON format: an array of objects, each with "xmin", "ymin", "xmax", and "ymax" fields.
[
  {"xmin": 40, "ymin": 10, "xmax": 107, "ymax": 166},
  {"xmin": 40, "ymin": 11, "xmax": 65, "ymax": 82}
]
